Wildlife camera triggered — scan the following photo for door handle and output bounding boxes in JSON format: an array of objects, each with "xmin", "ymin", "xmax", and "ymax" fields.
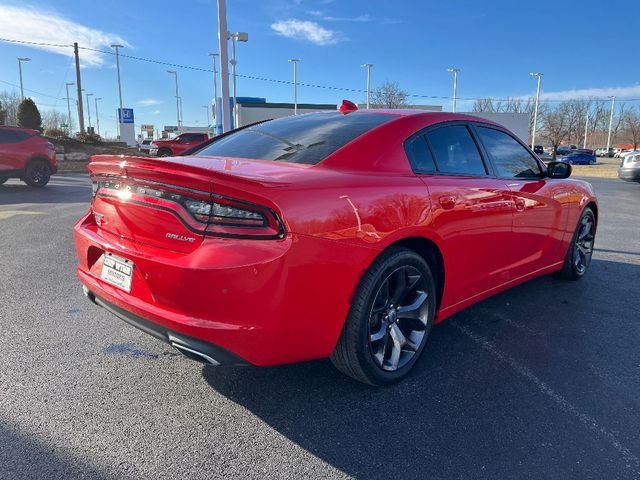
[{"xmin": 438, "ymin": 195, "xmax": 457, "ymax": 210}]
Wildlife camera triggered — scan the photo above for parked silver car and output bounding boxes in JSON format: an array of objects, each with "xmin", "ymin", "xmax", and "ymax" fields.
[{"xmin": 619, "ymin": 153, "xmax": 640, "ymax": 183}]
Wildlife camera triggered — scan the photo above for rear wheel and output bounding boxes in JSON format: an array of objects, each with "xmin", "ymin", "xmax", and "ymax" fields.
[
  {"xmin": 23, "ymin": 159, "xmax": 51, "ymax": 187},
  {"xmin": 331, "ymin": 247, "xmax": 436, "ymax": 385},
  {"xmin": 557, "ymin": 207, "xmax": 596, "ymax": 280}
]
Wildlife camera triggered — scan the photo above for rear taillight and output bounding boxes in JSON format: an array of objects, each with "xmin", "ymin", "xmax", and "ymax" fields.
[{"xmin": 92, "ymin": 178, "xmax": 284, "ymax": 239}]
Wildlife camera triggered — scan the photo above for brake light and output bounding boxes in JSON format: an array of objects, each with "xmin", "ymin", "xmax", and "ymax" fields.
[{"xmin": 91, "ymin": 178, "xmax": 284, "ymax": 239}]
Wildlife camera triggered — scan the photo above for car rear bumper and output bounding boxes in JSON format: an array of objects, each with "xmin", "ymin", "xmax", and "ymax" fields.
[
  {"xmin": 618, "ymin": 168, "xmax": 640, "ymax": 181},
  {"xmin": 74, "ymin": 210, "xmax": 377, "ymax": 366}
]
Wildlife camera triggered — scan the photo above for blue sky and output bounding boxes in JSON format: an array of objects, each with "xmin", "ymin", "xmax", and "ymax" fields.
[{"xmin": 1, "ymin": 0, "xmax": 639, "ymax": 137}]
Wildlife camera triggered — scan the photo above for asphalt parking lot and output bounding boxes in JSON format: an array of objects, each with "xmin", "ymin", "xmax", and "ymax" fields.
[{"xmin": 1, "ymin": 174, "xmax": 639, "ymax": 480}]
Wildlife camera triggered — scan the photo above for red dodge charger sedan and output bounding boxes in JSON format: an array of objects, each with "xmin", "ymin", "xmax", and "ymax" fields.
[{"xmin": 74, "ymin": 108, "xmax": 597, "ymax": 385}]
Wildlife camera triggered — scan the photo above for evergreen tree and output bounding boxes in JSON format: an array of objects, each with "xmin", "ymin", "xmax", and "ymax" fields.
[{"xmin": 17, "ymin": 97, "xmax": 42, "ymax": 130}]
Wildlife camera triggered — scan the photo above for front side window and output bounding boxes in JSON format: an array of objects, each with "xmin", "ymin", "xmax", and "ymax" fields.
[
  {"xmin": 195, "ymin": 112, "xmax": 393, "ymax": 165},
  {"xmin": 425, "ymin": 125, "xmax": 487, "ymax": 176},
  {"xmin": 476, "ymin": 126, "xmax": 542, "ymax": 178}
]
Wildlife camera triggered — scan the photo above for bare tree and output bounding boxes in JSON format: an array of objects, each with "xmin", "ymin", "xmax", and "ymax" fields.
[
  {"xmin": 0, "ymin": 90, "xmax": 21, "ymax": 126},
  {"xmin": 42, "ymin": 109, "xmax": 68, "ymax": 131},
  {"xmin": 621, "ymin": 107, "xmax": 640, "ymax": 149},
  {"xmin": 541, "ymin": 105, "xmax": 570, "ymax": 158},
  {"xmin": 370, "ymin": 81, "xmax": 408, "ymax": 109}
]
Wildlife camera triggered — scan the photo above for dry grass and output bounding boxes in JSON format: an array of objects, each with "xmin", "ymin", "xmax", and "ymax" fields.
[{"xmin": 570, "ymin": 163, "xmax": 619, "ymax": 179}]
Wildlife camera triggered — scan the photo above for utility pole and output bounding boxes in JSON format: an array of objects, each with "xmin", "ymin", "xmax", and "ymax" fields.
[
  {"xmin": 529, "ymin": 72, "xmax": 543, "ymax": 148},
  {"xmin": 167, "ymin": 70, "xmax": 180, "ymax": 128},
  {"xmin": 447, "ymin": 67, "xmax": 460, "ymax": 112},
  {"xmin": 65, "ymin": 82, "xmax": 74, "ymax": 134},
  {"xmin": 203, "ymin": 105, "xmax": 210, "ymax": 127},
  {"xmin": 288, "ymin": 59, "xmax": 300, "ymax": 115},
  {"xmin": 606, "ymin": 96, "xmax": 616, "ymax": 152},
  {"xmin": 209, "ymin": 53, "xmax": 219, "ymax": 134},
  {"xmin": 17, "ymin": 58, "xmax": 31, "ymax": 100},
  {"xmin": 74, "ymin": 43, "xmax": 85, "ymax": 134},
  {"xmin": 217, "ymin": 0, "xmax": 231, "ymax": 132},
  {"xmin": 86, "ymin": 93, "xmax": 94, "ymax": 128},
  {"xmin": 95, "ymin": 97, "xmax": 102, "ymax": 136},
  {"xmin": 361, "ymin": 64, "xmax": 373, "ymax": 109},
  {"xmin": 111, "ymin": 44, "xmax": 124, "ymax": 139}
]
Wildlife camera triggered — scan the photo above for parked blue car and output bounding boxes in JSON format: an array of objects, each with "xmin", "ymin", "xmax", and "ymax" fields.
[{"xmin": 559, "ymin": 149, "xmax": 597, "ymax": 165}]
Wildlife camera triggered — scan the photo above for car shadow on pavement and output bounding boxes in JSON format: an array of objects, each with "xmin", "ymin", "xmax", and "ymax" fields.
[
  {"xmin": 0, "ymin": 421, "xmax": 112, "ymax": 480},
  {"xmin": 0, "ymin": 176, "xmax": 91, "ymax": 205},
  {"xmin": 202, "ymin": 258, "xmax": 640, "ymax": 479}
]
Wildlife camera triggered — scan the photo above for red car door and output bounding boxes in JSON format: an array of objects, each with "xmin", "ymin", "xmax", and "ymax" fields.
[
  {"xmin": 473, "ymin": 125, "xmax": 567, "ymax": 277},
  {"xmin": 407, "ymin": 124, "xmax": 515, "ymax": 308}
]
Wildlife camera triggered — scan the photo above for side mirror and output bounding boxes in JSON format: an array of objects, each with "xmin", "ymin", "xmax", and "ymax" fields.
[{"xmin": 547, "ymin": 161, "xmax": 572, "ymax": 179}]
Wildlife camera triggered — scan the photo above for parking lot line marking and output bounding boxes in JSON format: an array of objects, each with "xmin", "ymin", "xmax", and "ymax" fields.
[
  {"xmin": 452, "ymin": 320, "xmax": 640, "ymax": 474},
  {"xmin": 0, "ymin": 210, "xmax": 44, "ymax": 220}
]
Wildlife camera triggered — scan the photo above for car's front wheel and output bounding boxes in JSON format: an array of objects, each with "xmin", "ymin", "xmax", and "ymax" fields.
[
  {"xmin": 331, "ymin": 247, "xmax": 436, "ymax": 385},
  {"xmin": 557, "ymin": 207, "xmax": 596, "ymax": 280},
  {"xmin": 23, "ymin": 159, "xmax": 51, "ymax": 187}
]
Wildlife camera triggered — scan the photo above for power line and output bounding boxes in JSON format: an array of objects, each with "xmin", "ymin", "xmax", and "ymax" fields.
[
  {"xmin": 0, "ymin": 78, "xmax": 66, "ymax": 100},
  {"xmin": 2, "ymin": 36, "xmax": 640, "ymax": 104}
]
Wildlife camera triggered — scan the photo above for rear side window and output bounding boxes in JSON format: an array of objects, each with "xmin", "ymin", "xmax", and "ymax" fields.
[
  {"xmin": 195, "ymin": 112, "xmax": 393, "ymax": 164},
  {"xmin": 476, "ymin": 126, "xmax": 542, "ymax": 178},
  {"xmin": 405, "ymin": 135, "xmax": 436, "ymax": 173},
  {"xmin": 425, "ymin": 125, "xmax": 487, "ymax": 176}
]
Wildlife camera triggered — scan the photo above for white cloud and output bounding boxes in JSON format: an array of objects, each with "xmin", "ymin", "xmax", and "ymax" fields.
[
  {"xmin": 0, "ymin": 4, "xmax": 130, "ymax": 67},
  {"xmin": 138, "ymin": 98, "xmax": 162, "ymax": 106},
  {"xmin": 306, "ymin": 11, "xmax": 371, "ymax": 22},
  {"xmin": 271, "ymin": 19, "xmax": 340, "ymax": 45},
  {"xmin": 151, "ymin": 110, "xmax": 161, "ymax": 115},
  {"xmin": 536, "ymin": 85, "xmax": 640, "ymax": 101}
]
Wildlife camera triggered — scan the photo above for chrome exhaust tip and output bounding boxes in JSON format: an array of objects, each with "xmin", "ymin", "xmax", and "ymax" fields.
[{"xmin": 169, "ymin": 335, "xmax": 220, "ymax": 366}]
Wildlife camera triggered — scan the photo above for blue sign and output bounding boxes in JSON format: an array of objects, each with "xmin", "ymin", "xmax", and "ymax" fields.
[{"xmin": 118, "ymin": 108, "xmax": 134, "ymax": 124}]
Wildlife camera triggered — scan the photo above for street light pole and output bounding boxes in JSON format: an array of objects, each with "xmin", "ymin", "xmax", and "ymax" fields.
[
  {"xmin": 167, "ymin": 70, "xmax": 180, "ymax": 128},
  {"xmin": 95, "ymin": 97, "xmax": 102, "ymax": 136},
  {"xmin": 529, "ymin": 72, "xmax": 543, "ymax": 148},
  {"xmin": 230, "ymin": 32, "xmax": 248, "ymax": 128},
  {"xmin": 583, "ymin": 110, "xmax": 589, "ymax": 149},
  {"xmin": 111, "ymin": 44, "xmax": 124, "ymax": 139},
  {"xmin": 209, "ymin": 53, "xmax": 219, "ymax": 134},
  {"xmin": 85, "ymin": 93, "xmax": 94, "ymax": 128},
  {"xmin": 17, "ymin": 58, "xmax": 31, "ymax": 100},
  {"xmin": 606, "ymin": 96, "xmax": 616, "ymax": 152},
  {"xmin": 361, "ymin": 64, "xmax": 373, "ymax": 109},
  {"xmin": 288, "ymin": 59, "xmax": 300, "ymax": 115},
  {"xmin": 65, "ymin": 82, "xmax": 74, "ymax": 134},
  {"xmin": 447, "ymin": 67, "xmax": 460, "ymax": 112}
]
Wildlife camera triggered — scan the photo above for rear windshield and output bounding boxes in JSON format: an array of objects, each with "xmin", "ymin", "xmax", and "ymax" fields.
[{"xmin": 195, "ymin": 112, "xmax": 393, "ymax": 164}]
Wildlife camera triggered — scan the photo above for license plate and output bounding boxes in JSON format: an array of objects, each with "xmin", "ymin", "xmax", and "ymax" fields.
[{"xmin": 100, "ymin": 253, "xmax": 134, "ymax": 292}]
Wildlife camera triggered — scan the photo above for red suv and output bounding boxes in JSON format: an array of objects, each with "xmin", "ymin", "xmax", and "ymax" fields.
[
  {"xmin": 149, "ymin": 132, "xmax": 209, "ymax": 157},
  {"xmin": 0, "ymin": 126, "xmax": 58, "ymax": 187}
]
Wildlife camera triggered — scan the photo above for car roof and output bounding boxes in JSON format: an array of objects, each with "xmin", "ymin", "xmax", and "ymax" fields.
[{"xmin": 0, "ymin": 125, "xmax": 39, "ymax": 134}]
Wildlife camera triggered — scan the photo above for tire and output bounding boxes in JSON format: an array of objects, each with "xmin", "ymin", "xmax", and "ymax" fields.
[
  {"xmin": 589, "ymin": 159, "xmax": 596, "ymax": 165},
  {"xmin": 23, "ymin": 159, "xmax": 51, "ymax": 187},
  {"xmin": 158, "ymin": 148, "xmax": 172, "ymax": 157},
  {"xmin": 330, "ymin": 247, "xmax": 437, "ymax": 385},
  {"xmin": 556, "ymin": 207, "xmax": 596, "ymax": 280}
]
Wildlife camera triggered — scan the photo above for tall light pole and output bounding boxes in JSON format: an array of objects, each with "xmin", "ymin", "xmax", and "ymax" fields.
[
  {"xmin": 217, "ymin": 0, "xmax": 231, "ymax": 133},
  {"xmin": 447, "ymin": 67, "xmax": 460, "ymax": 112},
  {"xmin": 17, "ymin": 58, "xmax": 31, "ymax": 100},
  {"xmin": 230, "ymin": 31, "xmax": 249, "ymax": 128},
  {"xmin": 94, "ymin": 97, "xmax": 102, "ymax": 136},
  {"xmin": 65, "ymin": 82, "xmax": 74, "ymax": 134},
  {"xmin": 361, "ymin": 63, "xmax": 373, "ymax": 109},
  {"xmin": 529, "ymin": 72, "xmax": 543, "ymax": 148},
  {"xmin": 167, "ymin": 70, "xmax": 181, "ymax": 128},
  {"xmin": 202, "ymin": 105, "xmax": 211, "ymax": 127},
  {"xmin": 85, "ymin": 93, "xmax": 94, "ymax": 128},
  {"xmin": 111, "ymin": 44, "xmax": 124, "ymax": 138},
  {"xmin": 288, "ymin": 59, "xmax": 300, "ymax": 115},
  {"xmin": 583, "ymin": 110, "xmax": 589, "ymax": 149},
  {"xmin": 209, "ymin": 52, "xmax": 219, "ymax": 134},
  {"xmin": 606, "ymin": 96, "xmax": 616, "ymax": 152}
]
